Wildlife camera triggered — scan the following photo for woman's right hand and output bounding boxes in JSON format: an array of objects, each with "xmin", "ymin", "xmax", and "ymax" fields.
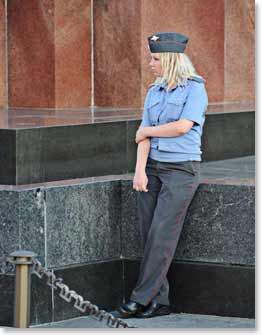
[{"xmin": 133, "ymin": 170, "xmax": 149, "ymax": 192}]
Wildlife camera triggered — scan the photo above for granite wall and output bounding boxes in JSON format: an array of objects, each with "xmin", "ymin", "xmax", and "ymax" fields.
[
  {"xmin": 0, "ymin": 174, "xmax": 255, "ymax": 325},
  {"xmin": 0, "ymin": 177, "xmax": 255, "ymax": 268},
  {"xmin": 0, "ymin": 0, "xmax": 255, "ymax": 109}
]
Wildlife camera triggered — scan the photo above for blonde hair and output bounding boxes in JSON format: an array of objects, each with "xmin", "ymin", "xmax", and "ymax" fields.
[{"xmin": 154, "ymin": 52, "xmax": 204, "ymax": 90}]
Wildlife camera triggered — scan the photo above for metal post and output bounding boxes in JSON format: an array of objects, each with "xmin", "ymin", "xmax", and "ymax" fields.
[{"xmin": 9, "ymin": 250, "xmax": 37, "ymax": 328}]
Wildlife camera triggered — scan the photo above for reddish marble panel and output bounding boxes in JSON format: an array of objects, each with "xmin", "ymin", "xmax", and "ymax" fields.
[
  {"xmin": 8, "ymin": 0, "xmax": 55, "ymax": 108},
  {"xmin": 54, "ymin": 0, "xmax": 91, "ymax": 107},
  {"xmin": 94, "ymin": 0, "xmax": 141, "ymax": 107},
  {"xmin": 0, "ymin": 0, "xmax": 6, "ymax": 108},
  {"xmin": 224, "ymin": 0, "xmax": 255, "ymax": 102},
  {"xmin": 141, "ymin": 0, "xmax": 225, "ymax": 104}
]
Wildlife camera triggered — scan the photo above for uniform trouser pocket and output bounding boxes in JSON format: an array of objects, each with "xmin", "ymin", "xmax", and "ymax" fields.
[
  {"xmin": 146, "ymin": 157, "xmax": 200, "ymax": 177},
  {"xmin": 158, "ymin": 160, "xmax": 200, "ymax": 176}
]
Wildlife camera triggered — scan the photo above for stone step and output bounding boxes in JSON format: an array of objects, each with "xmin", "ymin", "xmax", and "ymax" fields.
[{"xmin": 32, "ymin": 312, "xmax": 255, "ymax": 328}]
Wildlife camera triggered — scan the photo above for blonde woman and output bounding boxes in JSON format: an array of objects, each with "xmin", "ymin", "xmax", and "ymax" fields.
[{"xmin": 118, "ymin": 32, "xmax": 208, "ymax": 319}]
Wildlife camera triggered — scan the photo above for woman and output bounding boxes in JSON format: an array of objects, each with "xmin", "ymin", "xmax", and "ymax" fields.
[{"xmin": 118, "ymin": 32, "xmax": 208, "ymax": 319}]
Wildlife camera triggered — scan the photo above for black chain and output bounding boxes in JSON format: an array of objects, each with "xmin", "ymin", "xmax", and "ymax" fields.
[
  {"xmin": 31, "ymin": 258, "xmax": 131, "ymax": 328},
  {"xmin": 0, "ymin": 250, "xmax": 131, "ymax": 328}
]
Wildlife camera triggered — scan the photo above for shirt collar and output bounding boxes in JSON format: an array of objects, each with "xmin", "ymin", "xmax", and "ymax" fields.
[{"xmin": 157, "ymin": 79, "xmax": 188, "ymax": 91}]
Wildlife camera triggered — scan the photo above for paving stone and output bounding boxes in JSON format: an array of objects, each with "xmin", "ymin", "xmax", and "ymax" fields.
[{"xmin": 32, "ymin": 313, "xmax": 255, "ymax": 328}]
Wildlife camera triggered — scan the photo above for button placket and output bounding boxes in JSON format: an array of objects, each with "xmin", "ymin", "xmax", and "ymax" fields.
[{"xmin": 157, "ymin": 89, "xmax": 168, "ymax": 124}]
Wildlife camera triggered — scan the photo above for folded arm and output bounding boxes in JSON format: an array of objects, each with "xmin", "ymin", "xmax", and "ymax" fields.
[{"xmin": 135, "ymin": 119, "xmax": 194, "ymax": 144}]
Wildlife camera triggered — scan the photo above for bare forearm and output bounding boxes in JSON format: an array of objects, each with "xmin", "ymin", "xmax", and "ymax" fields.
[
  {"xmin": 144, "ymin": 119, "xmax": 193, "ymax": 138},
  {"xmin": 135, "ymin": 138, "xmax": 150, "ymax": 171}
]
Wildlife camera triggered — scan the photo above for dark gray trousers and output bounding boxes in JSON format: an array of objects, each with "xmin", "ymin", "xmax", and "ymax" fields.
[{"xmin": 130, "ymin": 157, "xmax": 200, "ymax": 306}]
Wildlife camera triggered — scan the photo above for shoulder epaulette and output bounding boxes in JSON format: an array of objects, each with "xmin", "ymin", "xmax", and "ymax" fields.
[
  {"xmin": 148, "ymin": 83, "xmax": 156, "ymax": 89},
  {"xmin": 189, "ymin": 76, "xmax": 205, "ymax": 83}
]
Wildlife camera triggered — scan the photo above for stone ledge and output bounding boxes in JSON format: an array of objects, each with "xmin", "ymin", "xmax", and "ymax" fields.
[
  {"xmin": 0, "ymin": 111, "xmax": 255, "ymax": 184},
  {"xmin": 0, "ymin": 168, "xmax": 255, "ymax": 268},
  {"xmin": 121, "ymin": 181, "xmax": 255, "ymax": 266}
]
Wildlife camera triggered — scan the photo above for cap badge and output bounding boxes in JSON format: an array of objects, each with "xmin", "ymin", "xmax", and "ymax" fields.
[{"xmin": 151, "ymin": 35, "xmax": 160, "ymax": 42}]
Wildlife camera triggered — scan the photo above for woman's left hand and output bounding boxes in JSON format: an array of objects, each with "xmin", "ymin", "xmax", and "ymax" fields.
[{"xmin": 136, "ymin": 127, "xmax": 148, "ymax": 144}]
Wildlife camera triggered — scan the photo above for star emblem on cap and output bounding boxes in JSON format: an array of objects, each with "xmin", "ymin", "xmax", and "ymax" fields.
[{"xmin": 151, "ymin": 35, "xmax": 160, "ymax": 42}]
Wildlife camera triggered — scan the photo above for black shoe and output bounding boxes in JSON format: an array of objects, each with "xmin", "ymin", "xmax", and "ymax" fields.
[
  {"xmin": 117, "ymin": 300, "xmax": 145, "ymax": 318},
  {"xmin": 136, "ymin": 301, "xmax": 171, "ymax": 318}
]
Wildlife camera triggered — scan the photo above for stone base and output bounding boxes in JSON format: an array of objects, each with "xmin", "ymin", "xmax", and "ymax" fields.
[
  {"xmin": 0, "ymin": 259, "xmax": 254, "ymax": 327},
  {"xmin": 125, "ymin": 260, "xmax": 255, "ymax": 319},
  {"xmin": 0, "ymin": 157, "xmax": 255, "ymax": 326}
]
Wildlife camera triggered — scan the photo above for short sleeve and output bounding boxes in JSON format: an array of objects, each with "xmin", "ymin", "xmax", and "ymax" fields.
[
  {"xmin": 140, "ymin": 90, "xmax": 152, "ymax": 127},
  {"xmin": 180, "ymin": 82, "xmax": 208, "ymax": 125}
]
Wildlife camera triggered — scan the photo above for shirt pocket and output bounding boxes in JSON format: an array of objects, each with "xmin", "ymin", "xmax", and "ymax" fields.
[
  {"xmin": 165, "ymin": 96, "xmax": 186, "ymax": 122},
  {"xmin": 150, "ymin": 137, "xmax": 158, "ymax": 149},
  {"xmin": 148, "ymin": 98, "xmax": 161, "ymax": 124}
]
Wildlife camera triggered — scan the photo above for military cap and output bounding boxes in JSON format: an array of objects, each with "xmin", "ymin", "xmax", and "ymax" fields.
[{"xmin": 148, "ymin": 32, "xmax": 189, "ymax": 53}]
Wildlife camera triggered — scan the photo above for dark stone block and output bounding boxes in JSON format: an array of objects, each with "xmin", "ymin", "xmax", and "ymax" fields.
[
  {"xmin": 0, "ymin": 129, "xmax": 16, "ymax": 185},
  {"xmin": 45, "ymin": 181, "xmax": 121, "ymax": 268},
  {"xmin": 0, "ymin": 191, "xmax": 20, "ymax": 256},
  {"xmin": 0, "ymin": 274, "xmax": 15, "ymax": 327},
  {"xmin": 176, "ymin": 183, "xmax": 255, "ymax": 265},
  {"xmin": 0, "ymin": 258, "xmax": 255, "ymax": 327},
  {"xmin": 0, "ymin": 112, "xmax": 255, "ymax": 185},
  {"xmin": 202, "ymin": 111, "xmax": 255, "ymax": 161},
  {"xmin": 0, "ymin": 189, "xmax": 46, "ymax": 265},
  {"xmin": 122, "ymin": 259, "xmax": 140, "ymax": 302},
  {"xmin": 53, "ymin": 260, "xmax": 123, "ymax": 322},
  {"xmin": 1, "ymin": 261, "xmax": 124, "ymax": 327},
  {"xmin": 123, "ymin": 259, "xmax": 255, "ymax": 319},
  {"xmin": 13, "ymin": 122, "xmax": 127, "ymax": 184},
  {"xmin": 120, "ymin": 180, "xmax": 141, "ymax": 258},
  {"xmin": 121, "ymin": 180, "xmax": 255, "ymax": 266},
  {"xmin": 41, "ymin": 122, "xmax": 127, "ymax": 183},
  {"xmin": 16, "ymin": 128, "xmax": 45, "ymax": 184},
  {"xmin": 169, "ymin": 261, "xmax": 255, "ymax": 319},
  {"xmin": 30, "ymin": 272, "xmax": 53, "ymax": 326},
  {"xmin": 19, "ymin": 189, "xmax": 46, "ymax": 263},
  {"xmin": 126, "ymin": 120, "xmax": 140, "ymax": 171}
]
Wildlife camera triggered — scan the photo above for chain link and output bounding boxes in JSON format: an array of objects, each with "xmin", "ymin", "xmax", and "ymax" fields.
[
  {"xmin": 0, "ymin": 252, "xmax": 130, "ymax": 328},
  {"xmin": 31, "ymin": 258, "xmax": 131, "ymax": 328}
]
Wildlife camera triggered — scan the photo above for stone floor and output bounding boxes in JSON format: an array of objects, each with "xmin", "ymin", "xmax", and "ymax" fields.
[
  {"xmin": 0, "ymin": 155, "xmax": 254, "ymax": 191},
  {"xmin": 200, "ymin": 155, "xmax": 255, "ymax": 186},
  {"xmin": 33, "ymin": 312, "xmax": 255, "ymax": 329}
]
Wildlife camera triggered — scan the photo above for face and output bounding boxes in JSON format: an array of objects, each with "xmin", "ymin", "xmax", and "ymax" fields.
[{"xmin": 149, "ymin": 53, "xmax": 163, "ymax": 77}]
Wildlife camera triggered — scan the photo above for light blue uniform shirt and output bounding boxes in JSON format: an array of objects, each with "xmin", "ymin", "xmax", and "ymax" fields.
[{"xmin": 140, "ymin": 77, "xmax": 208, "ymax": 162}]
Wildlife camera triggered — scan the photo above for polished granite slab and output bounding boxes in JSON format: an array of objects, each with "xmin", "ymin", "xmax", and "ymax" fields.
[
  {"xmin": 0, "ymin": 101, "xmax": 255, "ymax": 129},
  {"xmin": 0, "ymin": 109, "xmax": 255, "ymax": 185}
]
